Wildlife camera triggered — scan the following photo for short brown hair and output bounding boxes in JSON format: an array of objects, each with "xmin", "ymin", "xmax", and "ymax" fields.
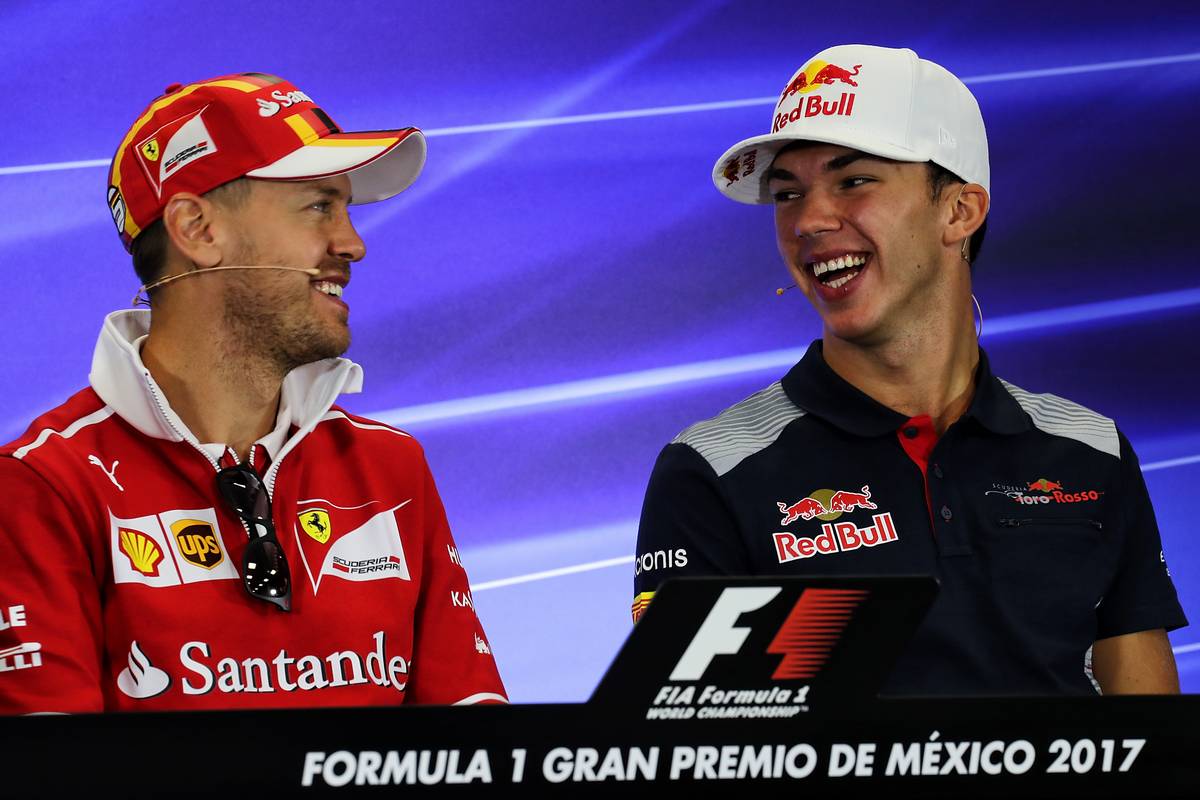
[{"xmin": 131, "ymin": 178, "xmax": 252, "ymax": 294}]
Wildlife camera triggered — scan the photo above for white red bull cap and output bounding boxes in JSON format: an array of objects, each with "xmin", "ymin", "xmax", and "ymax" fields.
[{"xmin": 713, "ymin": 44, "xmax": 989, "ymax": 204}]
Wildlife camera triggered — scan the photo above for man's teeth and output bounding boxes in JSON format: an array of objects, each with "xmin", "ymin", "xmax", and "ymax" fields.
[
  {"xmin": 313, "ymin": 281, "xmax": 343, "ymax": 298},
  {"xmin": 811, "ymin": 254, "xmax": 867, "ymax": 277},
  {"xmin": 827, "ymin": 271, "xmax": 858, "ymax": 289}
]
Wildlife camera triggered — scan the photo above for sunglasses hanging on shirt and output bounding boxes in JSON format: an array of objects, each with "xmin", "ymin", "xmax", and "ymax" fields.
[{"xmin": 216, "ymin": 464, "xmax": 292, "ymax": 612}]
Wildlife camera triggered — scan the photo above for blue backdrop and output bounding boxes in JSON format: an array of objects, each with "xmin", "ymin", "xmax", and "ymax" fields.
[{"xmin": 2, "ymin": 0, "xmax": 1198, "ymax": 699}]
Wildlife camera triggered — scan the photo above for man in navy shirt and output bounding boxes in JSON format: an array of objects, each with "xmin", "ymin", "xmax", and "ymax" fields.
[{"xmin": 633, "ymin": 45, "xmax": 1186, "ymax": 695}]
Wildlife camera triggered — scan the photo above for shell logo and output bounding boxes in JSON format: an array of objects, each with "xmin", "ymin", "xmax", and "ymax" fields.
[{"xmin": 119, "ymin": 528, "xmax": 163, "ymax": 577}]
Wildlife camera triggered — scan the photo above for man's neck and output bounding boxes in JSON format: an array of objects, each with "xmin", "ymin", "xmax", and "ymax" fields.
[
  {"xmin": 141, "ymin": 319, "xmax": 286, "ymax": 462},
  {"xmin": 822, "ymin": 303, "xmax": 979, "ymax": 435}
]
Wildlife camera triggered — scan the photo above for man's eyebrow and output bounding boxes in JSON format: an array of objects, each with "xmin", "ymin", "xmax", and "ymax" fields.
[
  {"xmin": 765, "ymin": 152, "xmax": 893, "ymax": 183},
  {"xmin": 307, "ymin": 185, "xmax": 350, "ymax": 201},
  {"xmin": 824, "ymin": 152, "xmax": 890, "ymax": 172}
]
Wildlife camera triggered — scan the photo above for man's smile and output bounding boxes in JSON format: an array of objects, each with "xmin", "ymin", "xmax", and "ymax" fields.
[
  {"xmin": 311, "ymin": 272, "xmax": 349, "ymax": 311},
  {"xmin": 805, "ymin": 251, "xmax": 871, "ymax": 298}
]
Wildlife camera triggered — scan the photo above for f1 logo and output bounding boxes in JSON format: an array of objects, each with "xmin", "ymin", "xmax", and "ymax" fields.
[
  {"xmin": 669, "ymin": 586, "xmax": 869, "ymax": 682},
  {"xmin": 669, "ymin": 587, "xmax": 781, "ymax": 681}
]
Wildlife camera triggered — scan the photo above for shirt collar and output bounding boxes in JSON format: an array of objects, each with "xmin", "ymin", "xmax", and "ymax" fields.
[
  {"xmin": 89, "ymin": 309, "xmax": 364, "ymax": 452},
  {"xmin": 964, "ymin": 348, "xmax": 1030, "ymax": 435},
  {"xmin": 781, "ymin": 340, "xmax": 1030, "ymax": 437}
]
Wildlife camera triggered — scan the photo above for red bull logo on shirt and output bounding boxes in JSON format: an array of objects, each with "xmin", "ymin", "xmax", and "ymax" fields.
[
  {"xmin": 773, "ymin": 513, "xmax": 899, "ymax": 564},
  {"xmin": 777, "ymin": 497, "xmax": 827, "ymax": 524},
  {"xmin": 777, "ymin": 485, "xmax": 878, "ymax": 525}
]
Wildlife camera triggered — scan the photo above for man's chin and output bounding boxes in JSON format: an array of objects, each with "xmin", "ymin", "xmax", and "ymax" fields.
[
  {"xmin": 279, "ymin": 330, "xmax": 351, "ymax": 372},
  {"xmin": 317, "ymin": 332, "xmax": 351, "ymax": 363},
  {"xmin": 821, "ymin": 316, "xmax": 888, "ymax": 348}
]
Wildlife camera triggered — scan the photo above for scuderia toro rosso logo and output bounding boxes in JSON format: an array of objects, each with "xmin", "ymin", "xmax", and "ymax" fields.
[
  {"xmin": 985, "ymin": 478, "xmax": 1103, "ymax": 506},
  {"xmin": 648, "ymin": 586, "xmax": 868, "ymax": 721}
]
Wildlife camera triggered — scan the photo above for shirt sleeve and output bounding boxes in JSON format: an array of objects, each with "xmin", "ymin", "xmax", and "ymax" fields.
[
  {"xmin": 0, "ymin": 457, "xmax": 105, "ymax": 714},
  {"xmin": 1095, "ymin": 430, "xmax": 1188, "ymax": 639},
  {"xmin": 632, "ymin": 443, "xmax": 750, "ymax": 621},
  {"xmin": 403, "ymin": 452, "xmax": 507, "ymax": 706}
]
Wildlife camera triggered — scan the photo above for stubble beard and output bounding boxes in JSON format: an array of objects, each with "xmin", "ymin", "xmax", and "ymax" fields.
[{"xmin": 220, "ymin": 245, "xmax": 350, "ymax": 377}]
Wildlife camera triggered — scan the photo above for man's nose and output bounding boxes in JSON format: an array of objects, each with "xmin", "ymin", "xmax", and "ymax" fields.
[
  {"xmin": 331, "ymin": 214, "xmax": 366, "ymax": 263},
  {"xmin": 792, "ymin": 189, "xmax": 841, "ymax": 240}
]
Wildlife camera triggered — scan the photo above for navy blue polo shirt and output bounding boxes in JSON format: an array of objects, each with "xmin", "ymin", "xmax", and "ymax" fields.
[{"xmin": 633, "ymin": 340, "xmax": 1187, "ymax": 695}]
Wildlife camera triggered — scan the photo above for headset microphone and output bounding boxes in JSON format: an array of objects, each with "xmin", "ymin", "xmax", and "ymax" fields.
[
  {"xmin": 776, "ymin": 285, "xmax": 796, "ymax": 296},
  {"xmin": 133, "ymin": 265, "xmax": 322, "ymax": 306}
]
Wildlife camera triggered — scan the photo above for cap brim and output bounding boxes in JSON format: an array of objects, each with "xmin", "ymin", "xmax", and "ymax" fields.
[
  {"xmin": 246, "ymin": 128, "xmax": 427, "ymax": 203},
  {"xmin": 712, "ymin": 131, "xmax": 921, "ymax": 205}
]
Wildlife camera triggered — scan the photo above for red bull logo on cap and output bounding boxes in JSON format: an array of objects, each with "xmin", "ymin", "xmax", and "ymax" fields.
[
  {"xmin": 721, "ymin": 149, "xmax": 758, "ymax": 187},
  {"xmin": 772, "ymin": 59, "xmax": 862, "ymax": 133},
  {"xmin": 777, "ymin": 485, "xmax": 878, "ymax": 525},
  {"xmin": 773, "ymin": 512, "xmax": 899, "ymax": 564},
  {"xmin": 776, "ymin": 60, "xmax": 862, "ymax": 106},
  {"xmin": 773, "ymin": 93, "xmax": 856, "ymax": 133}
]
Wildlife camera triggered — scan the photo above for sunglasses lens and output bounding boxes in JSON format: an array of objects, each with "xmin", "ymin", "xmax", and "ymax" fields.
[
  {"xmin": 217, "ymin": 467, "xmax": 262, "ymax": 516},
  {"xmin": 243, "ymin": 537, "xmax": 291, "ymax": 612}
]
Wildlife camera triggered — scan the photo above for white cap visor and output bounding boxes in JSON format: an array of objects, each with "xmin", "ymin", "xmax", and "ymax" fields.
[
  {"xmin": 247, "ymin": 128, "xmax": 427, "ymax": 203},
  {"xmin": 714, "ymin": 130, "xmax": 922, "ymax": 205}
]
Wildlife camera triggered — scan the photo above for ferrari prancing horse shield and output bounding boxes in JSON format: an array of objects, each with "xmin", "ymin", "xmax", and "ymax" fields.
[{"xmin": 300, "ymin": 509, "xmax": 332, "ymax": 544}]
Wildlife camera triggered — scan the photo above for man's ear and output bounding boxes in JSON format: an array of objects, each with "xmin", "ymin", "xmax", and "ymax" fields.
[
  {"xmin": 161, "ymin": 193, "xmax": 223, "ymax": 269},
  {"xmin": 944, "ymin": 183, "xmax": 989, "ymax": 251}
]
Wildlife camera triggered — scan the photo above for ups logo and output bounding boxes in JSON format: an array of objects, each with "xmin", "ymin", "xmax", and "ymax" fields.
[{"xmin": 170, "ymin": 519, "xmax": 224, "ymax": 569}]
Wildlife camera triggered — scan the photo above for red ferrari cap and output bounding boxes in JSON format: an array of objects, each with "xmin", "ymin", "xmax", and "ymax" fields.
[{"xmin": 106, "ymin": 72, "xmax": 426, "ymax": 251}]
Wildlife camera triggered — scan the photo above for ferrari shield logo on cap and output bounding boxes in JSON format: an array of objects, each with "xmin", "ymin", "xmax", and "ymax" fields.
[
  {"xmin": 300, "ymin": 509, "xmax": 332, "ymax": 544},
  {"xmin": 134, "ymin": 107, "xmax": 220, "ymax": 197}
]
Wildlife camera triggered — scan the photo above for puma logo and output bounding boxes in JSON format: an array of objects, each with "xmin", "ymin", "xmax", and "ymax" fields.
[{"xmin": 88, "ymin": 455, "xmax": 124, "ymax": 492}]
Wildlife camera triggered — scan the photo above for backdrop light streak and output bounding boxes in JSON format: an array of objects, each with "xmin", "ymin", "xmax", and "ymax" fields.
[
  {"xmin": 6, "ymin": 51, "xmax": 1200, "ymax": 177},
  {"xmin": 372, "ymin": 286, "xmax": 1200, "ymax": 429}
]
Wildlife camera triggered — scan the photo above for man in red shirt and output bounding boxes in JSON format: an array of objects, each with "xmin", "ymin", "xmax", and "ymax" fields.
[{"xmin": 0, "ymin": 73, "xmax": 507, "ymax": 712}]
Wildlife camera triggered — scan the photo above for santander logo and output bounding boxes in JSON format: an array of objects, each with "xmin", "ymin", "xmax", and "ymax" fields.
[{"xmin": 116, "ymin": 640, "xmax": 171, "ymax": 699}]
